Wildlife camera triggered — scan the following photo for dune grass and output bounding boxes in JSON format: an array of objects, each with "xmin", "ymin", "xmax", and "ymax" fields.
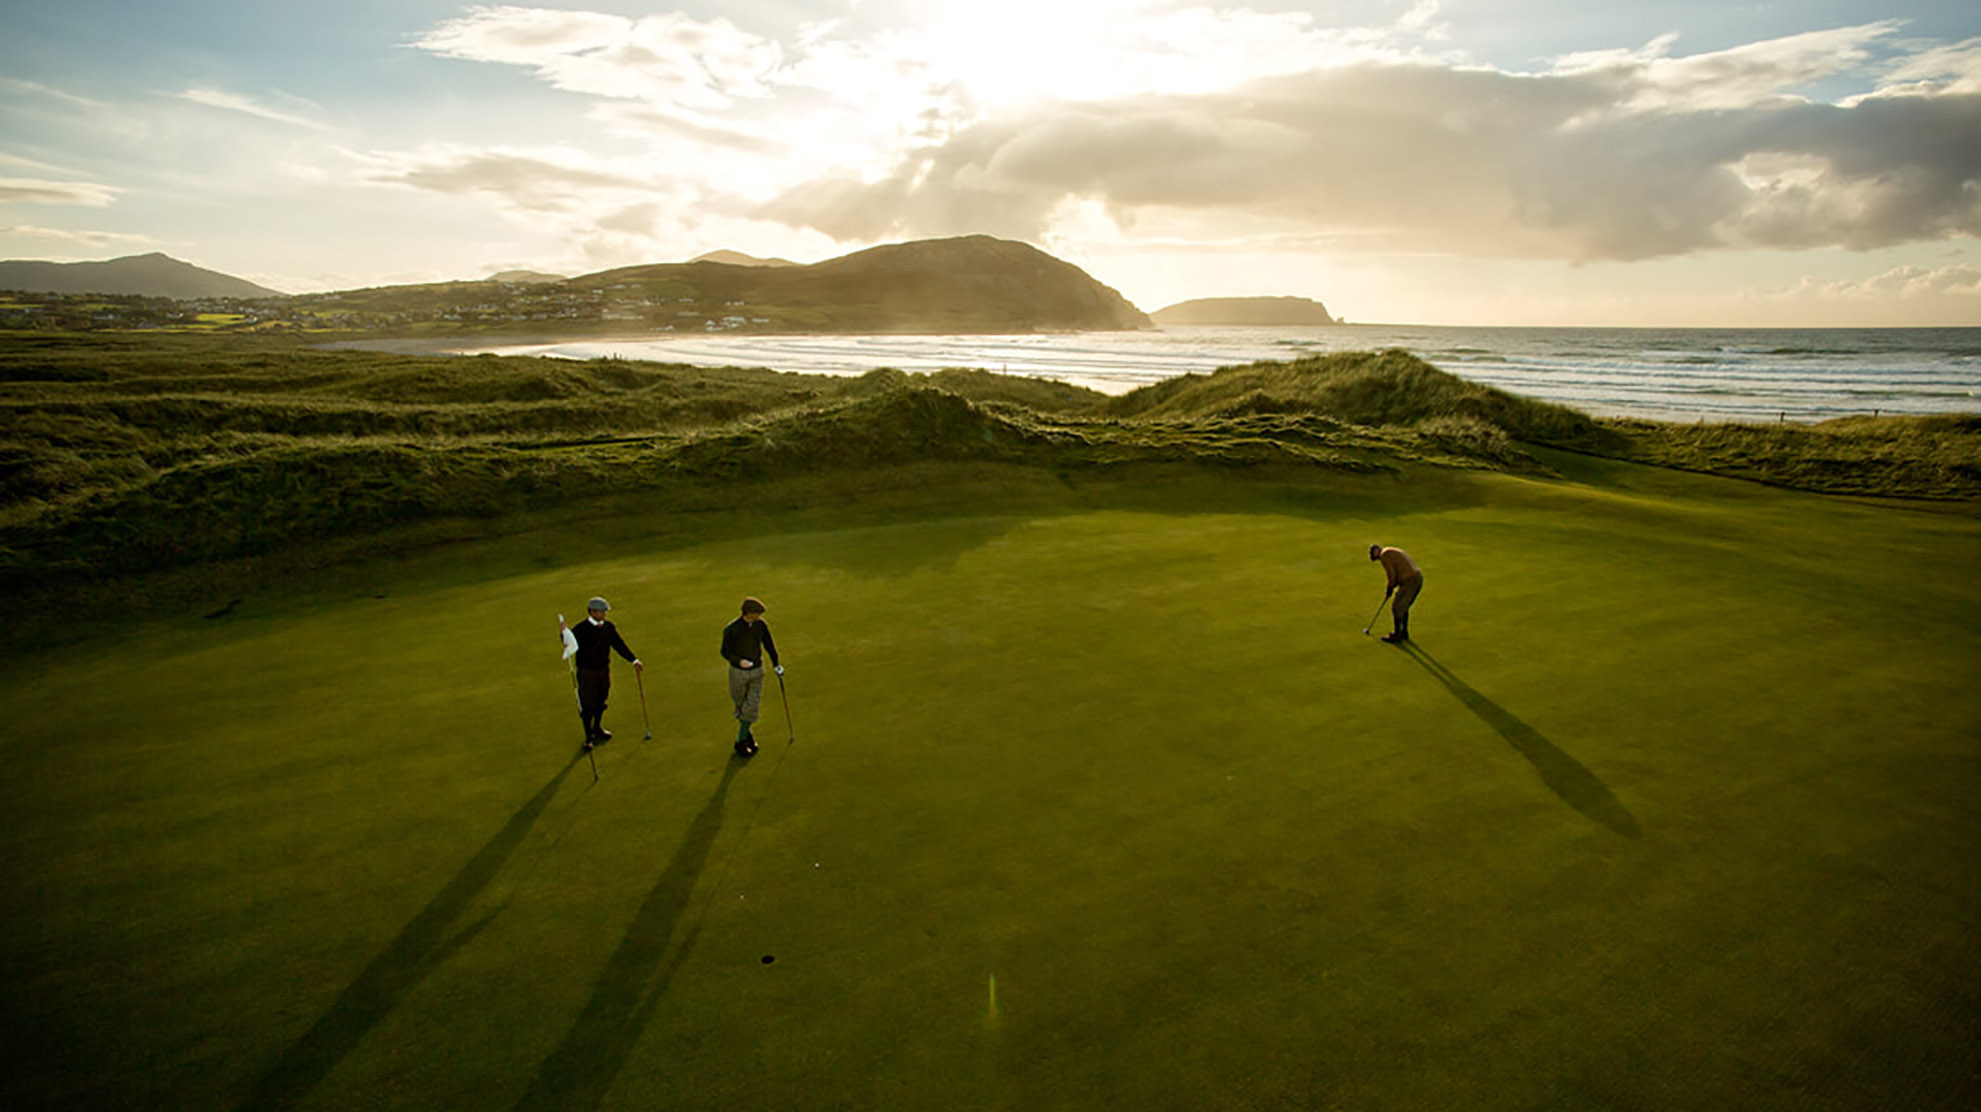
[
  {"xmin": 1596, "ymin": 413, "xmax": 1981, "ymax": 498},
  {"xmin": 6, "ymin": 333, "xmax": 1976, "ymax": 599},
  {"xmin": 1, "ymin": 457, "xmax": 1975, "ymax": 1110}
]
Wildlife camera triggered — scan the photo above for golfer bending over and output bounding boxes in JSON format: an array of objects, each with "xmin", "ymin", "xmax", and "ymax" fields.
[
  {"xmin": 562, "ymin": 597, "xmax": 641, "ymax": 746},
  {"xmin": 720, "ymin": 597, "xmax": 781, "ymax": 758},
  {"xmin": 1369, "ymin": 544, "xmax": 1424, "ymax": 644}
]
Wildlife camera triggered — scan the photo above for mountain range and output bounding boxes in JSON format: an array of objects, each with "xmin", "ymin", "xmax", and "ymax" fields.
[
  {"xmin": 282, "ymin": 235, "xmax": 1151, "ymax": 333},
  {"xmin": 689, "ymin": 249, "xmax": 800, "ymax": 267},
  {"xmin": 0, "ymin": 252, "xmax": 285, "ymax": 299},
  {"xmin": 3, "ymin": 239, "xmax": 1355, "ymax": 335},
  {"xmin": 574, "ymin": 236, "xmax": 1151, "ymax": 332}
]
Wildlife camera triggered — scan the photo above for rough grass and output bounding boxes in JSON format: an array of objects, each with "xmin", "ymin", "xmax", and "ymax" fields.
[
  {"xmin": 2, "ymin": 461, "xmax": 1975, "ymax": 1110},
  {"xmin": 1598, "ymin": 413, "xmax": 1981, "ymax": 498},
  {"xmin": 2, "ymin": 333, "xmax": 1976, "ymax": 592},
  {"xmin": 1102, "ymin": 347, "xmax": 1608, "ymax": 445}
]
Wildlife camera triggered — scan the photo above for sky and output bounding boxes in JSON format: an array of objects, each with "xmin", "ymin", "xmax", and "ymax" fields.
[{"xmin": 2, "ymin": 0, "xmax": 1978, "ymax": 326}]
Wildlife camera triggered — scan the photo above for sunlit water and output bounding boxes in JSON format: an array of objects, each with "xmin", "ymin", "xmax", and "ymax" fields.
[{"xmin": 464, "ymin": 325, "xmax": 1981, "ymax": 424}]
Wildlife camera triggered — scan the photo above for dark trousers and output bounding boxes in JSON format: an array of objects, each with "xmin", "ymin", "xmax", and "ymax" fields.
[
  {"xmin": 1392, "ymin": 575, "xmax": 1423, "ymax": 630},
  {"xmin": 576, "ymin": 667, "xmax": 610, "ymax": 724}
]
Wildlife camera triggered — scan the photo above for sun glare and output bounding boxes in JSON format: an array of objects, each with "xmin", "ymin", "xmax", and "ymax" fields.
[
  {"xmin": 904, "ymin": 0, "xmax": 1354, "ymax": 109},
  {"xmin": 913, "ymin": 0, "xmax": 1144, "ymax": 107}
]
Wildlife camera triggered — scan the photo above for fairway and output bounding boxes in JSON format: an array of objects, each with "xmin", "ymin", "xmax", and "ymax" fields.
[{"xmin": 4, "ymin": 459, "xmax": 1977, "ymax": 1110}]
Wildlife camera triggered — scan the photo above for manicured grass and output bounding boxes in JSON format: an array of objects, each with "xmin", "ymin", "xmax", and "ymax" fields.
[{"xmin": 2, "ymin": 461, "xmax": 1976, "ymax": 1110}]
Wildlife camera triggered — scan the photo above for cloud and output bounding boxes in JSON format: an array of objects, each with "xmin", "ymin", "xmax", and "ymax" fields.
[
  {"xmin": 0, "ymin": 177, "xmax": 121, "ymax": 207},
  {"xmin": 357, "ymin": 142, "xmax": 723, "ymax": 271},
  {"xmin": 175, "ymin": 87, "xmax": 332, "ymax": 131},
  {"xmin": 413, "ymin": 6, "xmax": 782, "ymax": 109},
  {"xmin": 412, "ymin": 3, "xmax": 1462, "ymax": 171},
  {"xmin": 0, "ymin": 76, "xmax": 103, "ymax": 109},
  {"xmin": 1553, "ymin": 22, "xmax": 1898, "ymax": 116},
  {"xmin": 0, "ymin": 225, "xmax": 158, "ymax": 248},
  {"xmin": 757, "ymin": 28, "xmax": 1981, "ymax": 262},
  {"xmin": 363, "ymin": 145, "xmax": 653, "ymax": 214},
  {"xmin": 0, "ymin": 152, "xmax": 81, "ymax": 175},
  {"xmin": 1776, "ymin": 263, "xmax": 1981, "ymax": 300},
  {"xmin": 1396, "ymin": 1, "xmax": 1447, "ymax": 40},
  {"xmin": 403, "ymin": 8, "xmax": 1979, "ymax": 268},
  {"xmin": 594, "ymin": 202, "xmax": 663, "ymax": 235},
  {"xmin": 586, "ymin": 101, "xmax": 778, "ymax": 152},
  {"xmin": 1860, "ymin": 36, "xmax": 1981, "ymax": 99}
]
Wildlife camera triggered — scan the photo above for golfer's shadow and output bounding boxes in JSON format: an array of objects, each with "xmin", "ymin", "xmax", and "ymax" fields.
[
  {"xmin": 1402, "ymin": 643, "xmax": 1641, "ymax": 839},
  {"xmin": 512, "ymin": 757, "xmax": 743, "ymax": 1112},
  {"xmin": 235, "ymin": 754, "xmax": 585, "ymax": 1112}
]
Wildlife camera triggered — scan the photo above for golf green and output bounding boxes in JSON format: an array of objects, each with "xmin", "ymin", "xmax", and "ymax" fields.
[{"xmin": 3, "ymin": 458, "xmax": 1976, "ymax": 1110}]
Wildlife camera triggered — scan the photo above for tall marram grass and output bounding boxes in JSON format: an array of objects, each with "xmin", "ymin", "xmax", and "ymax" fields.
[
  {"xmin": 1104, "ymin": 349, "xmax": 1612, "ymax": 446},
  {"xmin": 1, "ymin": 332, "xmax": 1973, "ymax": 588},
  {"xmin": 1600, "ymin": 414, "xmax": 1981, "ymax": 497}
]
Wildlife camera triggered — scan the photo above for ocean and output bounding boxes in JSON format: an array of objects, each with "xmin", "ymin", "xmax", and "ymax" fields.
[{"xmin": 467, "ymin": 325, "xmax": 1981, "ymax": 424}]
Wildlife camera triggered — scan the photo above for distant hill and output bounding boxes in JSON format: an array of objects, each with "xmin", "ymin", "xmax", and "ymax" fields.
[
  {"xmin": 0, "ymin": 253, "xmax": 284, "ymax": 299},
  {"xmin": 577, "ymin": 235, "xmax": 1152, "ymax": 332},
  {"xmin": 488, "ymin": 270, "xmax": 566, "ymax": 285},
  {"xmin": 276, "ymin": 236, "xmax": 1151, "ymax": 334},
  {"xmin": 1154, "ymin": 296, "xmax": 1336, "ymax": 326},
  {"xmin": 689, "ymin": 250, "xmax": 800, "ymax": 268}
]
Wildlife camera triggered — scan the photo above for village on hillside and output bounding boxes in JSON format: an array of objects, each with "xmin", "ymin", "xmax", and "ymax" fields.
[{"xmin": 0, "ymin": 284, "xmax": 778, "ymax": 335}]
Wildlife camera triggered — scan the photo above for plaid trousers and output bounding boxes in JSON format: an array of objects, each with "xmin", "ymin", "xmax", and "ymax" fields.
[{"xmin": 729, "ymin": 665, "xmax": 765, "ymax": 724}]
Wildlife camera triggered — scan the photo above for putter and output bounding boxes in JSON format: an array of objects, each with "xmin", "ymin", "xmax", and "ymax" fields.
[
  {"xmin": 1361, "ymin": 595, "xmax": 1390, "ymax": 637},
  {"xmin": 636, "ymin": 668, "xmax": 653, "ymax": 740},
  {"xmin": 775, "ymin": 668, "xmax": 795, "ymax": 744}
]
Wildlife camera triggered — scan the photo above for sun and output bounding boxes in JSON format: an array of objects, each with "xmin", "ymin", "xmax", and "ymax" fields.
[{"xmin": 911, "ymin": 0, "xmax": 1150, "ymax": 107}]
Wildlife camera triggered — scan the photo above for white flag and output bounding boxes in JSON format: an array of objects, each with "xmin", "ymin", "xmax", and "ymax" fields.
[{"xmin": 558, "ymin": 614, "xmax": 578, "ymax": 661}]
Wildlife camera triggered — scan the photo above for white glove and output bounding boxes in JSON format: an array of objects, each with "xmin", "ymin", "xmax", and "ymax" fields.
[{"xmin": 774, "ymin": 665, "xmax": 785, "ymax": 676}]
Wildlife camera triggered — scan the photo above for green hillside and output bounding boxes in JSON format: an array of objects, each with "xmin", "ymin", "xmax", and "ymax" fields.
[
  {"xmin": 2, "ymin": 237, "xmax": 1154, "ymax": 337},
  {"xmin": 0, "ymin": 252, "xmax": 284, "ymax": 299},
  {"xmin": 280, "ymin": 235, "xmax": 1151, "ymax": 336},
  {"xmin": 575, "ymin": 235, "xmax": 1152, "ymax": 333}
]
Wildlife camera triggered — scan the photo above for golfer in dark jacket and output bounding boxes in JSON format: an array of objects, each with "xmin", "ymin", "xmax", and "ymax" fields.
[
  {"xmin": 562, "ymin": 597, "xmax": 641, "ymax": 745},
  {"xmin": 720, "ymin": 597, "xmax": 780, "ymax": 757}
]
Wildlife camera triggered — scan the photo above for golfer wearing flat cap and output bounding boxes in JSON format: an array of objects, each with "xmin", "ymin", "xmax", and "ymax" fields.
[
  {"xmin": 720, "ymin": 597, "xmax": 780, "ymax": 758},
  {"xmin": 561, "ymin": 597, "xmax": 641, "ymax": 746}
]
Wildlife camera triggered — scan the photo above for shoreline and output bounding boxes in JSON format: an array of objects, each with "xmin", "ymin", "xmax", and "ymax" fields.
[
  {"xmin": 313, "ymin": 324, "xmax": 1981, "ymax": 426},
  {"xmin": 314, "ymin": 332, "xmax": 654, "ymax": 356},
  {"xmin": 313, "ymin": 325, "xmax": 1177, "ymax": 358}
]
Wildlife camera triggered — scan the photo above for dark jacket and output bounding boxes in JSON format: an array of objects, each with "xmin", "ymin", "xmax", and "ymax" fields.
[
  {"xmin": 721, "ymin": 616, "xmax": 779, "ymax": 669},
  {"xmin": 571, "ymin": 618, "xmax": 636, "ymax": 670}
]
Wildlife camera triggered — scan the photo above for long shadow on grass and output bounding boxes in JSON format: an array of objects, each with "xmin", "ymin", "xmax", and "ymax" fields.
[
  {"xmin": 235, "ymin": 754, "xmax": 583, "ymax": 1112},
  {"xmin": 512, "ymin": 757, "xmax": 743, "ymax": 1112},
  {"xmin": 1402, "ymin": 644, "xmax": 1641, "ymax": 838}
]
